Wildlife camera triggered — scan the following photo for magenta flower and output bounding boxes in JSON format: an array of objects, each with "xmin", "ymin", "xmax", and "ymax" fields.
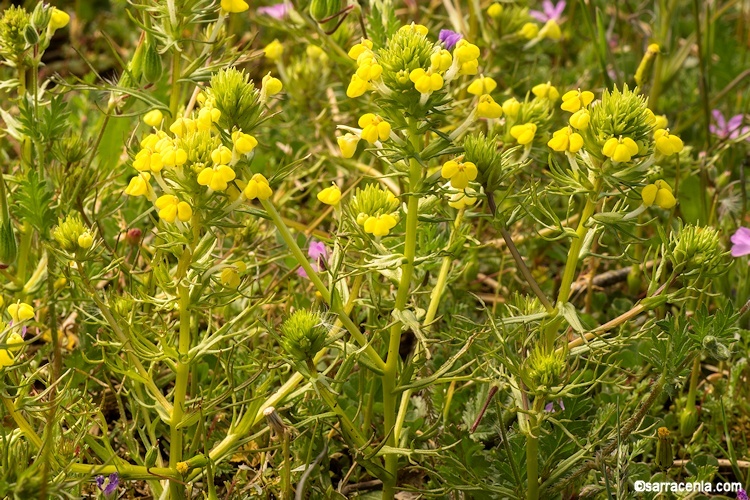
[
  {"xmin": 529, "ymin": 0, "xmax": 566, "ymax": 23},
  {"xmin": 710, "ymin": 110, "xmax": 750, "ymax": 141},
  {"xmin": 257, "ymin": 2, "xmax": 291, "ymax": 19},
  {"xmin": 738, "ymin": 490, "xmax": 748, "ymax": 500},
  {"xmin": 731, "ymin": 227, "xmax": 750, "ymax": 258},
  {"xmin": 544, "ymin": 399, "xmax": 565, "ymax": 412},
  {"xmin": 439, "ymin": 29, "xmax": 463, "ymax": 50},
  {"xmin": 297, "ymin": 240, "xmax": 328, "ymax": 278}
]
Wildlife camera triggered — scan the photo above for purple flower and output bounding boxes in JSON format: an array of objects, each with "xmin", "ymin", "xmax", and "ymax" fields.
[
  {"xmin": 529, "ymin": 0, "xmax": 566, "ymax": 23},
  {"xmin": 738, "ymin": 490, "xmax": 748, "ymax": 500},
  {"xmin": 96, "ymin": 473, "xmax": 119, "ymax": 495},
  {"xmin": 544, "ymin": 399, "xmax": 565, "ymax": 412},
  {"xmin": 710, "ymin": 110, "xmax": 750, "ymax": 141},
  {"xmin": 297, "ymin": 240, "xmax": 328, "ymax": 278},
  {"xmin": 731, "ymin": 227, "xmax": 750, "ymax": 258},
  {"xmin": 257, "ymin": 2, "xmax": 291, "ymax": 19},
  {"xmin": 439, "ymin": 29, "xmax": 463, "ymax": 50}
]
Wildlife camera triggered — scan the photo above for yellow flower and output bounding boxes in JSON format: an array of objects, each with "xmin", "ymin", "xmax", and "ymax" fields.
[
  {"xmin": 220, "ymin": 267, "xmax": 241, "ymax": 288},
  {"xmin": 317, "ymin": 184, "xmax": 342, "ymax": 205},
  {"xmin": 161, "ymin": 145, "xmax": 188, "ymax": 167},
  {"xmin": 346, "ymin": 74, "xmax": 370, "ymax": 98},
  {"xmin": 77, "ymin": 232, "xmax": 94, "ymax": 249},
  {"xmin": 539, "ymin": 19, "xmax": 562, "ymax": 40},
  {"xmin": 453, "ymin": 40, "xmax": 480, "ymax": 64},
  {"xmin": 653, "ymin": 115, "xmax": 668, "ymax": 130},
  {"xmin": 531, "ymin": 82, "xmax": 559, "ymax": 101},
  {"xmin": 441, "ymin": 159, "xmax": 478, "ymax": 189},
  {"xmin": 211, "ymin": 146, "xmax": 233, "ymax": 165},
  {"xmin": 244, "ymin": 173, "xmax": 273, "ymax": 200},
  {"xmin": 49, "ymin": 8, "xmax": 70, "ymax": 30},
  {"xmin": 356, "ymin": 59, "xmax": 383, "ymax": 81},
  {"xmin": 569, "ymin": 109, "xmax": 590, "ymax": 130},
  {"xmin": 654, "ymin": 128, "xmax": 684, "ymax": 155},
  {"xmin": 520, "ymin": 22, "xmax": 539, "ymax": 39},
  {"xmin": 307, "ymin": 45, "xmax": 327, "ymax": 61},
  {"xmin": 510, "ymin": 122, "xmax": 538, "ymax": 145},
  {"xmin": 133, "ymin": 149, "xmax": 163, "ymax": 173},
  {"xmin": 641, "ymin": 180, "xmax": 676, "ymax": 209},
  {"xmin": 197, "ymin": 165, "xmax": 236, "ymax": 191},
  {"xmin": 221, "ymin": 0, "xmax": 249, "ymax": 13},
  {"xmin": 602, "ymin": 136, "xmax": 639, "ymax": 163},
  {"xmin": 560, "ymin": 89, "xmax": 595, "ymax": 113},
  {"xmin": 143, "ymin": 109, "xmax": 163, "ymax": 127},
  {"xmin": 124, "ymin": 173, "xmax": 152, "ymax": 197},
  {"xmin": 399, "ymin": 23, "xmax": 428, "ymax": 36},
  {"xmin": 430, "ymin": 50, "xmax": 453, "ymax": 72},
  {"xmin": 155, "ymin": 195, "xmax": 192, "ymax": 223},
  {"xmin": 0, "ymin": 333, "xmax": 22, "ymax": 367},
  {"xmin": 196, "ymin": 107, "xmax": 220, "ymax": 131},
  {"xmin": 8, "ymin": 302, "xmax": 34, "ymax": 323},
  {"xmin": 264, "ymin": 39, "xmax": 284, "ymax": 61},
  {"xmin": 448, "ymin": 188, "xmax": 478, "ymax": 209},
  {"xmin": 337, "ymin": 133, "xmax": 360, "ymax": 158},
  {"xmin": 262, "ymin": 73, "xmax": 283, "ymax": 96},
  {"xmin": 477, "ymin": 95, "xmax": 503, "ymax": 119},
  {"xmin": 502, "ymin": 98, "xmax": 521, "ymax": 118},
  {"xmin": 358, "ymin": 114, "xmax": 391, "ymax": 144},
  {"xmin": 487, "ymin": 3, "xmax": 504, "ymax": 18},
  {"xmin": 170, "ymin": 117, "xmax": 196, "ymax": 138},
  {"xmin": 233, "ymin": 131, "xmax": 258, "ymax": 154},
  {"xmin": 0, "ymin": 349, "xmax": 13, "ymax": 367},
  {"xmin": 364, "ymin": 214, "xmax": 398, "ymax": 237},
  {"xmin": 467, "ymin": 76, "xmax": 497, "ymax": 96},
  {"xmin": 548, "ymin": 127, "xmax": 584, "ymax": 153},
  {"xmin": 409, "ymin": 68, "xmax": 443, "ymax": 94},
  {"xmin": 348, "ymin": 39, "xmax": 374, "ymax": 60}
]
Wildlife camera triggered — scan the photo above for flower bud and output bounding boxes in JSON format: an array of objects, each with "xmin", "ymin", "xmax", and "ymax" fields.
[
  {"xmin": 142, "ymin": 42, "xmax": 163, "ymax": 84},
  {"xmin": 52, "ymin": 215, "xmax": 90, "ymax": 253},
  {"xmin": 23, "ymin": 24, "xmax": 38, "ymax": 45},
  {"xmin": 679, "ymin": 407, "xmax": 698, "ymax": 438},
  {"xmin": 309, "ymin": 0, "xmax": 343, "ymax": 22}
]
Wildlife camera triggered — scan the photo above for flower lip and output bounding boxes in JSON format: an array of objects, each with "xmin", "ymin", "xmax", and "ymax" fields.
[{"xmin": 439, "ymin": 29, "xmax": 463, "ymax": 50}]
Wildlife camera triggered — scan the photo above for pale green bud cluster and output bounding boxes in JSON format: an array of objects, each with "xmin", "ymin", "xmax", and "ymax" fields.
[
  {"xmin": 669, "ymin": 224, "xmax": 724, "ymax": 275},
  {"xmin": 279, "ymin": 310, "xmax": 328, "ymax": 362},
  {"xmin": 207, "ymin": 68, "xmax": 262, "ymax": 134},
  {"xmin": 52, "ymin": 215, "xmax": 93, "ymax": 254},
  {"xmin": 0, "ymin": 6, "xmax": 30, "ymax": 64},
  {"xmin": 347, "ymin": 184, "xmax": 401, "ymax": 237},
  {"xmin": 585, "ymin": 85, "xmax": 653, "ymax": 162},
  {"xmin": 522, "ymin": 345, "xmax": 566, "ymax": 391},
  {"xmin": 462, "ymin": 132, "xmax": 510, "ymax": 194}
]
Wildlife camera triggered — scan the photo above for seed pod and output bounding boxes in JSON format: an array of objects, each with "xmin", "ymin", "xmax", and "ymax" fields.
[
  {"xmin": 23, "ymin": 24, "xmax": 38, "ymax": 45},
  {"xmin": 142, "ymin": 41, "xmax": 163, "ymax": 84},
  {"xmin": 144, "ymin": 442, "xmax": 158, "ymax": 468},
  {"xmin": 309, "ymin": 0, "xmax": 343, "ymax": 22},
  {"xmin": 655, "ymin": 427, "xmax": 673, "ymax": 470}
]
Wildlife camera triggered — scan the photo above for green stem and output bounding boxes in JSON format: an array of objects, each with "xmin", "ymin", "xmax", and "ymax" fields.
[
  {"xmin": 69, "ymin": 463, "xmax": 181, "ymax": 481},
  {"xmin": 169, "ymin": 281, "xmax": 191, "ymax": 499},
  {"xmin": 382, "ymin": 134, "xmax": 422, "ymax": 499},
  {"xmin": 260, "ymin": 198, "xmax": 385, "ymax": 372},
  {"xmin": 169, "ymin": 49, "xmax": 182, "ymax": 122},
  {"xmin": 1, "ymin": 395, "xmax": 43, "ymax": 449},
  {"xmin": 685, "ymin": 356, "xmax": 700, "ymax": 413},
  {"xmin": 525, "ymin": 398, "xmax": 544, "ymax": 500},
  {"xmin": 425, "ymin": 209, "xmax": 464, "ymax": 324}
]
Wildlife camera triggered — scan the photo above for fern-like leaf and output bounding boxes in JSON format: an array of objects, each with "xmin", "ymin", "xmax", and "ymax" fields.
[{"xmin": 13, "ymin": 170, "xmax": 55, "ymax": 237}]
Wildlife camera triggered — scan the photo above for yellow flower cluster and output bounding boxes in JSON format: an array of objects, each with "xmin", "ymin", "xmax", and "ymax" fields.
[
  {"xmin": 510, "ymin": 122, "xmax": 538, "ymax": 146},
  {"xmin": 602, "ymin": 136, "xmax": 639, "ymax": 163},
  {"xmin": 1, "ymin": 302, "xmax": 33, "ymax": 368},
  {"xmin": 125, "ymin": 79, "xmax": 278, "ymax": 226},
  {"xmin": 347, "ymin": 39, "xmax": 382, "ymax": 98},
  {"xmin": 654, "ymin": 128, "xmax": 684, "ymax": 156}
]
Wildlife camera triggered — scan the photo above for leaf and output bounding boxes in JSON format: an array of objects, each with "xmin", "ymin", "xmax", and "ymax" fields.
[
  {"xmin": 12, "ymin": 170, "xmax": 55, "ymax": 237},
  {"xmin": 560, "ymin": 302, "xmax": 585, "ymax": 333}
]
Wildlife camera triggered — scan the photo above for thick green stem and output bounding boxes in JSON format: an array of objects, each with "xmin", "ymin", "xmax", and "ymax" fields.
[
  {"xmin": 382, "ymin": 144, "xmax": 422, "ymax": 499},
  {"xmin": 425, "ymin": 209, "xmax": 464, "ymax": 324},
  {"xmin": 525, "ymin": 398, "xmax": 544, "ymax": 500},
  {"xmin": 169, "ymin": 282, "xmax": 191, "ymax": 499},
  {"xmin": 169, "ymin": 50, "xmax": 182, "ymax": 122}
]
